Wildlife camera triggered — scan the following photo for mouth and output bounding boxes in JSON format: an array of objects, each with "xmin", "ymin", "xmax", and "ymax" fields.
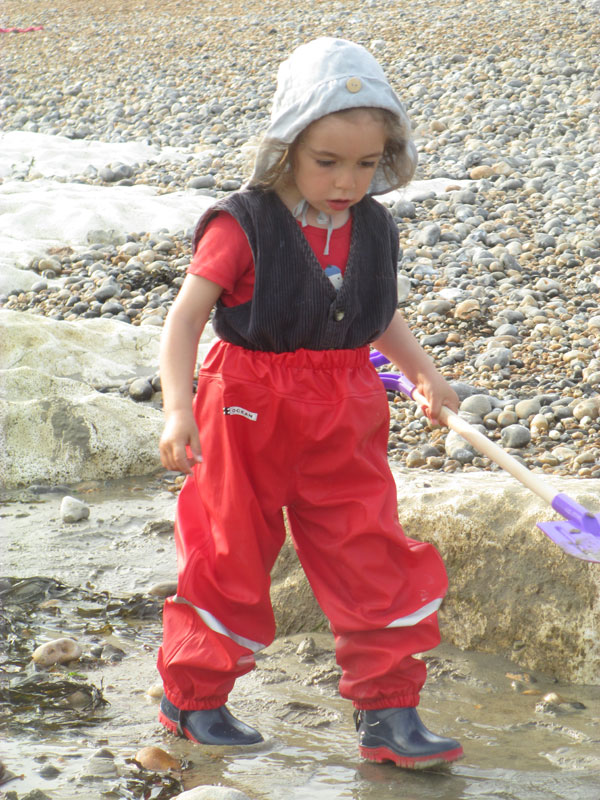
[{"xmin": 327, "ymin": 199, "xmax": 352, "ymax": 211}]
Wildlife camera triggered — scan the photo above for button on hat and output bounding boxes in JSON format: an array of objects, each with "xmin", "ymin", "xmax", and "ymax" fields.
[{"xmin": 346, "ymin": 77, "xmax": 362, "ymax": 93}]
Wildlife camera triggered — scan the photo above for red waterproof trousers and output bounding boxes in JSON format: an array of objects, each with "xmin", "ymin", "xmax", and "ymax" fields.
[{"xmin": 157, "ymin": 342, "xmax": 448, "ymax": 710}]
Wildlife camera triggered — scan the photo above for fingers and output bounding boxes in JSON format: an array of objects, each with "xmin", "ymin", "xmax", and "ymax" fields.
[
  {"xmin": 421, "ymin": 401, "xmax": 441, "ymax": 426},
  {"xmin": 187, "ymin": 429, "xmax": 203, "ymax": 465},
  {"xmin": 160, "ymin": 441, "xmax": 191, "ymax": 474},
  {"xmin": 159, "ymin": 428, "xmax": 203, "ymax": 474}
]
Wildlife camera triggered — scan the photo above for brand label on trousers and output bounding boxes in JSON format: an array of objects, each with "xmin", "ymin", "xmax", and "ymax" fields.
[{"xmin": 223, "ymin": 406, "xmax": 258, "ymax": 421}]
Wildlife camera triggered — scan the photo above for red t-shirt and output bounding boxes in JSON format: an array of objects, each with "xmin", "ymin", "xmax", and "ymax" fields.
[{"xmin": 189, "ymin": 211, "xmax": 352, "ymax": 306}]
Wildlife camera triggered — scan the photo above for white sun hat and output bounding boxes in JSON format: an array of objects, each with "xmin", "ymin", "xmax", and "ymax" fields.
[{"xmin": 249, "ymin": 37, "xmax": 418, "ymax": 194}]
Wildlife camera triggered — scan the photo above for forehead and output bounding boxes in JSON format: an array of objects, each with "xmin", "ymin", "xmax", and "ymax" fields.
[{"xmin": 301, "ymin": 109, "xmax": 387, "ymax": 153}]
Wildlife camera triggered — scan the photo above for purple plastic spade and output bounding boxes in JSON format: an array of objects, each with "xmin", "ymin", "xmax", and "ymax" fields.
[{"xmin": 373, "ymin": 350, "xmax": 600, "ymax": 563}]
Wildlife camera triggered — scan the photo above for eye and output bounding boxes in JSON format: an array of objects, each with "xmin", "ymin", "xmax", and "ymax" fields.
[
  {"xmin": 315, "ymin": 159, "xmax": 335, "ymax": 167},
  {"xmin": 360, "ymin": 160, "xmax": 378, "ymax": 169}
]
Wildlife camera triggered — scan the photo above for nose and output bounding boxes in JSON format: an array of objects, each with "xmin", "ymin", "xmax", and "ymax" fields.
[{"xmin": 334, "ymin": 166, "xmax": 355, "ymax": 190}]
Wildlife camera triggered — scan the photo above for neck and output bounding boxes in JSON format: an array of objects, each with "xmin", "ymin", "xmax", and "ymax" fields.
[{"xmin": 276, "ymin": 186, "xmax": 350, "ymax": 229}]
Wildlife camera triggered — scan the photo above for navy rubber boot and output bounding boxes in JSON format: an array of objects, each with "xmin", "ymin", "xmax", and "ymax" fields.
[
  {"xmin": 159, "ymin": 696, "xmax": 263, "ymax": 745},
  {"xmin": 355, "ymin": 707, "xmax": 463, "ymax": 769}
]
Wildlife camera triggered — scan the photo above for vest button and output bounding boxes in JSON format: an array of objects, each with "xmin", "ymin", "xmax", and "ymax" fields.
[{"xmin": 334, "ymin": 309, "xmax": 345, "ymax": 321}]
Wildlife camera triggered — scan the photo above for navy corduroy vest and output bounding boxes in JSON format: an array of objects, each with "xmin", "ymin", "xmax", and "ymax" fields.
[{"xmin": 192, "ymin": 189, "xmax": 399, "ymax": 353}]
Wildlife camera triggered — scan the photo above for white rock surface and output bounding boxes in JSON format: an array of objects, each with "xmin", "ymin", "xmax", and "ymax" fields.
[
  {"xmin": 0, "ymin": 310, "xmax": 164, "ymax": 486},
  {"xmin": 0, "ymin": 178, "xmax": 215, "ymax": 271},
  {"xmin": 0, "ymin": 129, "xmax": 469, "ymax": 279},
  {"xmin": 0, "ymin": 130, "xmax": 207, "ymax": 180},
  {"xmin": 0, "ymin": 366, "xmax": 163, "ymax": 487},
  {"xmin": 1, "ymin": 309, "xmax": 160, "ymax": 386}
]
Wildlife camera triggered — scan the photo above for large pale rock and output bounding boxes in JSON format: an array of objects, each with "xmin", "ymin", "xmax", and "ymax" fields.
[
  {"xmin": 0, "ymin": 263, "xmax": 41, "ymax": 294},
  {"xmin": 0, "ymin": 310, "xmax": 164, "ymax": 486},
  {"xmin": 0, "ymin": 366, "xmax": 163, "ymax": 486},
  {"xmin": 271, "ymin": 469, "xmax": 600, "ymax": 685},
  {"xmin": 1, "ymin": 309, "xmax": 160, "ymax": 386}
]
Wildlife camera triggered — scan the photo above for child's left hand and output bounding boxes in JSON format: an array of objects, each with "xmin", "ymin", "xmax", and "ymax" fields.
[{"xmin": 415, "ymin": 372, "xmax": 459, "ymax": 426}]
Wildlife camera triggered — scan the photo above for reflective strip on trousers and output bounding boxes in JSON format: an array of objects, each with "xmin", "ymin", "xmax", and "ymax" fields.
[
  {"xmin": 385, "ymin": 598, "xmax": 443, "ymax": 628},
  {"xmin": 172, "ymin": 595, "xmax": 267, "ymax": 654}
]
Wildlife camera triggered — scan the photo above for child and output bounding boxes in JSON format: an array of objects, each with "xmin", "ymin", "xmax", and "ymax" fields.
[{"xmin": 157, "ymin": 37, "xmax": 462, "ymax": 770}]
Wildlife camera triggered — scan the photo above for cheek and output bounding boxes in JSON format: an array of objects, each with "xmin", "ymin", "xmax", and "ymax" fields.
[{"xmin": 299, "ymin": 167, "xmax": 327, "ymax": 191}]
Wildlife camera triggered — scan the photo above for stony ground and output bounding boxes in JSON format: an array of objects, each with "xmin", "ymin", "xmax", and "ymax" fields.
[
  {"xmin": 2, "ymin": 3, "xmax": 600, "ymax": 798},
  {"xmin": 2, "ymin": 0, "xmax": 600, "ymax": 481},
  {"xmin": 2, "ymin": 480, "xmax": 599, "ymax": 800}
]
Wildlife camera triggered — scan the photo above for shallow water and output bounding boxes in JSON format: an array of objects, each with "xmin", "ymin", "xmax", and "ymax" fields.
[{"xmin": 1, "ymin": 477, "xmax": 599, "ymax": 799}]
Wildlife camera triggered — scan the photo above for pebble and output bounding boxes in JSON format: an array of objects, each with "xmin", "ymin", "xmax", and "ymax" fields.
[
  {"xmin": 2, "ymin": 0, "xmax": 600, "ymax": 484},
  {"xmin": 406, "ymin": 450, "xmax": 426, "ymax": 468},
  {"xmin": 572, "ymin": 399, "xmax": 599, "ymax": 421},
  {"xmin": 501, "ymin": 424, "xmax": 532, "ymax": 448},
  {"xmin": 296, "ymin": 636, "xmax": 318, "ymax": 660},
  {"xmin": 175, "ymin": 788, "xmax": 254, "ymax": 800},
  {"xmin": 129, "ymin": 377, "xmax": 155, "ymax": 402},
  {"xmin": 515, "ymin": 398, "xmax": 541, "ymax": 419},
  {"xmin": 38, "ymin": 764, "xmax": 61, "ymax": 779},
  {"xmin": 460, "ymin": 395, "xmax": 494, "ymax": 417},
  {"xmin": 148, "ymin": 581, "xmax": 178, "ymax": 597},
  {"xmin": 445, "ymin": 430, "xmax": 478, "ymax": 461},
  {"xmin": 79, "ymin": 749, "xmax": 119, "ymax": 781},
  {"xmin": 60, "ymin": 496, "xmax": 90, "ymax": 523},
  {"xmin": 32, "ymin": 637, "xmax": 82, "ymax": 667},
  {"xmin": 134, "ymin": 746, "xmax": 180, "ymax": 772}
]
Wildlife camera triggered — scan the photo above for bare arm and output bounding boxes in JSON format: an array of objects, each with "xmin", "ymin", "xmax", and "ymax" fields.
[
  {"xmin": 159, "ymin": 274, "xmax": 223, "ymax": 473},
  {"xmin": 373, "ymin": 310, "xmax": 459, "ymax": 423}
]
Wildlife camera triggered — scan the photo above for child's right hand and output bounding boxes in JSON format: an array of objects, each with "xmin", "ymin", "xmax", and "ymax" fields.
[{"xmin": 159, "ymin": 410, "xmax": 203, "ymax": 474}]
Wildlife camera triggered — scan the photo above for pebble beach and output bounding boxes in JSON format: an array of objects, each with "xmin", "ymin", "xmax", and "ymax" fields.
[
  {"xmin": 3, "ymin": 0, "xmax": 600, "ymax": 483},
  {"xmin": 2, "ymin": 2, "xmax": 600, "ymax": 798}
]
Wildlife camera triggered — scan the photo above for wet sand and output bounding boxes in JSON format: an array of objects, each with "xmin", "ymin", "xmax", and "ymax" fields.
[{"xmin": 1, "ymin": 475, "xmax": 599, "ymax": 799}]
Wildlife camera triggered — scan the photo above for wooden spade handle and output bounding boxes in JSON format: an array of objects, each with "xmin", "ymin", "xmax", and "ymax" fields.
[{"xmin": 412, "ymin": 386, "xmax": 558, "ymax": 507}]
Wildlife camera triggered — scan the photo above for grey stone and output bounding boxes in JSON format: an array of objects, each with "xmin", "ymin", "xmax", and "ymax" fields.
[
  {"xmin": 416, "ymin": 223, "xmax": 441, "ymax": 246},
  {"xmin": 475, "ymin": 347, "xmax": 512, "ymax": 369},
  {"xmin": 460, "ymin": 394, "xmax": 494, "ymax": 417},
  {"xmin": 450, "ymin": 382, "xmax": 485, "ymax": 401},
  {"xmin": 392, "ymin": 199, "xmax": 416, "ymax": 218},
  {"xmin": 100, "ymin": 300, "xmax": 125, "ymax": 315},
  {"xmin": 189, "ymin": 175, "xmax": 216, "ymax": 189},
  {"xmin": 422, "ymin": 332, "xmax": 448, "ymax": 347},
  {"xmin": 495, "ymin": 323, "xmax": 519, "ymax": 338},
  {"xmin": 501, "ymin": 424, "xmax": 531, "ymax": 448},
  {"xmin": 94, "ymin": 283, "xmax": 120, "ymax": 302},
  {"xmin": 221, "ymin": 179, "xmax": 242, "ymax": 191},
  {"xmin": 129, "ymin": 378, "xmax": 154, "ymax": 402},
  {"xmin": 445, "ymin": 429, "xmax": 478, "ymax": 459},
  {"xmin": 515, "ymin": 398, "xmax": 542, "ymax": 419}
]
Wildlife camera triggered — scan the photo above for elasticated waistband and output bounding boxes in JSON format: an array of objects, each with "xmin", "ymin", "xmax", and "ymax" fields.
[{"xmin": 210, "ymin": 341, "xmax": 372, "ymax": 371}]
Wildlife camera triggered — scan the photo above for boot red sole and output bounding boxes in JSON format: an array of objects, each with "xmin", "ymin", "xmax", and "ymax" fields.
[
  {"xmin": 359, "ymin": 743, "xmax": 464, "ymax": 770},
  {"xmin": 158, "ymin": 709, "xmax": 201, "ymax": 743}
]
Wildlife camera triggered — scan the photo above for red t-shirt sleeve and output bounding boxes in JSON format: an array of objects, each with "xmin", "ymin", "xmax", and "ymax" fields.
[
  {"xmin": 188, "ymin": 209, "xmax": 353, "ymax": 307},
  {"xmin": 188, "ymin": 212, "xmax": 254, "ymax": 304}
]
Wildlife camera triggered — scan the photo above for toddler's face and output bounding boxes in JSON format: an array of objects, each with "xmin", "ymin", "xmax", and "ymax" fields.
[{"xmin": 291, "ymin": 109, "xmax": 386, "ymax": 224}]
